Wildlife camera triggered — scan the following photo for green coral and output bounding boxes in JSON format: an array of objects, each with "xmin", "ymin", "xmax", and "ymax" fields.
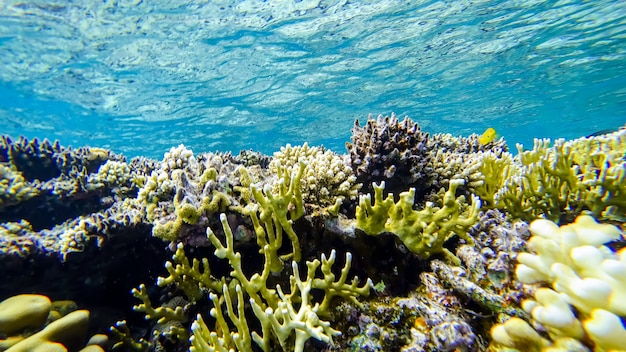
[
  {"xmin": 156, "ymin": 243, "xmax": 225, "ymax": 302},
  {"xmin": 131, "ymin": 284, "xmax": 186, "ymax": 324},
  {"xmin": 473, "ymin": 151, "xmax": 517, "ymax": 208},
  {"xmin": 480, "ymin": 131, "xmax": 626, "ymax": 222},
  {"xmin": 248, "ymin": 161, "xmax": 306, "ymax": 271},
  {"xmin": 354, "ymin": 182, "xmax": 395, "ymax": 236},
  {"xmin": 142, "ymin": 210, "xmax": 371, "ymax": 352},
  {"xmin": 356, "ymin": 179, "xmax": 480, "ymax": 262},
  {"xmin": 193, "ymin": 213, "xmax": 371, "ymax": 352}
]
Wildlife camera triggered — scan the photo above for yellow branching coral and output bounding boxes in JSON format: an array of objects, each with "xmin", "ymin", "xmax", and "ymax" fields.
[
  {"xmin": 156, "ymin": 243, "xmax": 225, "ymax": 302},
  {"xmin": 473, "ymin": 151, "xmax": 517, "ymax": 208},
  {"xmin": 182, "ymin": 213, "xmax": 373, "ymax": 352},
  {"xmin": 190, "ymin": 285, "xmax": 252, "ymax": 352},
  {"xmin": 355, "ymin": 182, "xmax": 394, "ymax": 236},
  {"xmin": 248, "ymin": 162, "xmax": 306, "ymax": 270},
  {"xmin": 491, "ymin": 130, "xmax": 626, "ymax": 222},
  {"xmin": 356, "ymin": 179, "xmax": 480, "ymax": 262},
  {"xmin": 131, "ymin": 284, "xmax": 186, "ymax": 324}
]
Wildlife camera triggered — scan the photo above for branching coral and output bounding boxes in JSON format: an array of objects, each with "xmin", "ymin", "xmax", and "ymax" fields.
[
  {"xmin": 248, "ymin": 161, "xmax": 306, "ymax": 269},
  {"xmin": 356, "ymin": 179, "xmax": 480, "ymax": 262},
  {"xmin": 472, "ymin": 151, "xmax": 518, "ymax": 208},
  {"xmin": 487, "ymin": 130, "xmax": 626, "ymax": 222},
  {"xmin": 142, "ymin": 212, "xmax": 372, "ymax": 352},
  {"xmin": 194, "ymin": 213, "xmax": 371, "ymax": 352}
]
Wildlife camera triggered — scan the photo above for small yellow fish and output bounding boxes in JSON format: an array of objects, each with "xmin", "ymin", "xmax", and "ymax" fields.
[{"xmin": 478, "ymin": 127, "xmax": 497, "ymax": 145}]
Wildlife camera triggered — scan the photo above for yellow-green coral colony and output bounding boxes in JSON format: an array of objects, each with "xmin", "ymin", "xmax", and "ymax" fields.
[
  {"xmin": 0, "ymin": 294, "xmax": 107, "ymax": 351},
  {"xmin": 1, "ymin": 116, "xmax": 625, "ymax": 352},
  {"xmin": 356, "ymin": 179, "xmax": 480, "ymax": 263}
]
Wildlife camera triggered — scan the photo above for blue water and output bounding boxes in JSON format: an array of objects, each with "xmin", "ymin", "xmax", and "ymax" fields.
[{"xmin": 0, "ymin": 0, "xmax": 624, "ymax": 159}]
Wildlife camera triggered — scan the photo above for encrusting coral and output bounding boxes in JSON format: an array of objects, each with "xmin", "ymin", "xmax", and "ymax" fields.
[{"xmin": 138, "ymin": 144, "xmax": 248, "ymax": 245}]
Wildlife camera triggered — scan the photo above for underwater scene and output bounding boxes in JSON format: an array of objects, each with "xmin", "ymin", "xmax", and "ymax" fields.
[{"xmin": 1, "ymin": 1, "xmax": 625, "ymax": 352}]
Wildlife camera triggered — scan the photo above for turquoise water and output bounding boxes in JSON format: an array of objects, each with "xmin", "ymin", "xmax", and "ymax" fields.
[{"xmin": 0, "ymin": 0, "xmax": 624, "ymax": 159}]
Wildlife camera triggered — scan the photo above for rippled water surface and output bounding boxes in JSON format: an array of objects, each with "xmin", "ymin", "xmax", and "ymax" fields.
[{"xmin": 1, "ymin": 0, "xmax": 625, "ymax": 158}]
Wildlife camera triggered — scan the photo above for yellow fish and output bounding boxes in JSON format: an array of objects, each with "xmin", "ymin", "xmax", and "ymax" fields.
[{"xmin": 478, "ymin": 127, "xmax": 497, "ymax": 145}]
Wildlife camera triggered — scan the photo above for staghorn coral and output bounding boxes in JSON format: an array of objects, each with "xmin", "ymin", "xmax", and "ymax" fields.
[
  {"xmin": 247, "ymin": 161, "xmax": 306, "ymax": 271},
  {"xmin": 196, "ymin": 213, "xmax": 371, "ymax": 352}
]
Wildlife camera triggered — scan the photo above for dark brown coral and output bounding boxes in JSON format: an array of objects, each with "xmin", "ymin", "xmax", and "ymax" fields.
[{"xmin": 346, "ymin": 113, "xmax": 435, "ymax": 199}]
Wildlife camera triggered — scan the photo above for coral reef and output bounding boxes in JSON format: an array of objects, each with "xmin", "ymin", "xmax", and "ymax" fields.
[
  {"xmin": 346, "ymin": 113, "xmax": 507, "ymax": 201},
  {"xmin": 118, "ymin": 212, "xmax": 372, "ymax": 352},
  {"xmin": 0, "ymin": 115, "xmax": 624, "ymax": 352},
  {"xmin": 270, "ymin": 143, "xmax": 360, "ymax": 212},
  {"xmin": 346, "ymin": 113, "xmax": 435, "ymax": 198}
]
